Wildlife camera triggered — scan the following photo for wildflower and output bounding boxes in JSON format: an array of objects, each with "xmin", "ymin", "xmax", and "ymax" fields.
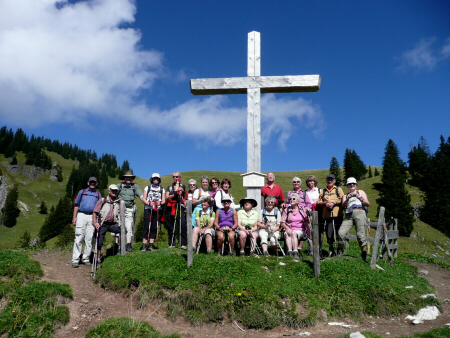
[{"xmin": 237, "ymin": 293, "xmax": 242, "ymax": 297}]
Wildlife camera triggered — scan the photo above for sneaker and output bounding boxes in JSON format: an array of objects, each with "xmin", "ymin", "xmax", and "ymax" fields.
[
  {"xmin": 229, "ymin": 250, "xmax": 234, "ymax": 256},
  {"xmin": 181, "ymin": 245, "xmax": 187, "ymax": 250},
  {"xmin": 329, "ymin": 250, "xmax": 336, "ymax": 257},
  {"xmin": 141, "ymin": 244, "xmax": 147, "ymax": 252},
  {"xmin": 82, "ymin": 261, "xmax": 92, "ymax": 266},
  {"xmin": 192, "ymin": 246, "xmax": 197, "ymax": 252},
  {"xmin": 72, "ymin": 263, "xmax": 79, "ymax": 268},
  {"xmin": 336, "ymin": 248, "xmax": 344, "ymax": 257},
  {"xmin": 287, "ymin": 251, "xmax": 293, "ymax": 257},
  {"xmin": 148, "ymin": 243, "xmax": 154, "ymax": 251},
  {"xmin": 361, "ymin": 251, "xmax": 367, "ymax": 262},
  {"xmin": 239, "ymin": 251, "xmax": 245, "ymax": 256},
  {"xmin": 249, "ymin": 250, "xmax": 255, "ymax": 256},
  {"xmin": 263, "ymin": 251, "xmax": 269, "ymax": 256},
  {"xmin": 206, "ymin": 250, "xmax": 212, "ymax": 254},
  {"xmin": 293, "ymin": 251, "xmax": 299, "ymax": 259},
  {"xmin": 126, "ymin": 243, "xmax": 132, "ymax": 252}
]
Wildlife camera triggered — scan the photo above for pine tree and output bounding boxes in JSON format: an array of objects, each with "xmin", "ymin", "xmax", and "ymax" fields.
[
  {"xmin": 368, "ymin": 166, "xmax": 373, "ymax": 178},
  {"xmin": 38, "ymin": 197, "xmax": 73, "ymax": 243},
  {"xmin": 344, "ymin": 148, "xmax": 367, "ymax": 181},
  {"xmin": 38, "ymin": 201, "xmax": 48, "ymax": 214},
  {"xmin": 2, "ymin": 184, "xmax": 20, "ymax": 227},
  {"xmin": 18, "ymin": 230, "xmax": 31, "ymax": 248},
  {"xmin": 376, "ymin": 140, "xmax": 414, "ymax": 236},
  {"xmin": 329, "ymin": 157, "xmax": 342, "ymax": 186},
  {"xmin": 420, "ymin": 136, "xmax": 450, "ymax": 236},
  {"xmin": 408, "ymin": 136, "xmax": 430, "ymax": 189},
  {"xmin": 374, "ymin": 168, "xmax": 380, "ymax": 176},
  {"xmin": 10, "ymin": 154, "xmax": 17, "ymax": 165}
]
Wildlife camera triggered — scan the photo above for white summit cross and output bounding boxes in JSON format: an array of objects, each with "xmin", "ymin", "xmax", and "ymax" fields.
[{"xmin": 191, "ymin": 31, "xmax": 321, "ymax": 211}]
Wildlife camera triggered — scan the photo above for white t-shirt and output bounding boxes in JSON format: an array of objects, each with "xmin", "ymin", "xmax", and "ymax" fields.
[
  {"xmin": 214, "ymin": 189, "xmax": 240, "ymax": 210},
  {"xmin": 193, "ymin": 188, "xmax": 210, "ymax": 200},
  {"xmin": 144, "ymin": 185, "xmax": 165, "ymax": 209},
  {"xmin": 306, "ymin": 187, "xmax": 320, "ymax": 204}
]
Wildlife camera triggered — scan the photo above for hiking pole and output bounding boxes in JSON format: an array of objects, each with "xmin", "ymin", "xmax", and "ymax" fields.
[
  {"xmin": 156, "ymin": 207, "xmax": 159, "ymax": 249},
  {"xmin": 91, "ymin": 228, "xmax": 99, "ymax": 278},
  {"xmin": 146, "ymin": 208, "xmax": 153, "ymax": 251},
  {"xmin": 331, "ymin": 210, "xmax": 337, "ymax": 256},
  {"xmin": 221, "ymin": 230, "xmax": 227, "ymax": 256},
  {"xmin": 171, "ymin": 204, "xmax": 178, "ymax": 248},
  {"xmin": 178, "ymin": 202, "xmax": 182, "ymax": 248}
]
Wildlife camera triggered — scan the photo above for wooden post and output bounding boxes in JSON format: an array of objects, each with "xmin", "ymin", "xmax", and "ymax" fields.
[
  {"xmin": 186, "ymin": 200, "xmax": 193, "ymax": 268},
  {"xmin": 312, "ymin": 211, "xmax": 320, "ymax": 278},
  {"xmin": 366, "ymin": 218, "xmax": 371, "ymax": 253},
  {"xmin": 393, "ymin": 218, "xmax": 398, "ymax": 258},
  {"xmin": 370, "ymin": 207, "xmax": 385, "ymax": 269},
  {"xmin": 131, "ymin": 205, "xmax": 137, "ymax": 247},
  {"xmin": 120, "ymin": 200, "xmax": 126, "ymax": 256}
]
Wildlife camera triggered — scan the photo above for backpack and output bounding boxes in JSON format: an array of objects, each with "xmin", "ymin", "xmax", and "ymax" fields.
[
  {"xmin": 218, "ymin": 208, "xmax": 234, "ymax": 221},
  {"xmin": 287, "ymin": 190, "xmax": 307, "ymax": 203},
  {"xmin": 118, "ymin": 182, "xmax": 136, "ymax": 195},
  {"xmin": 322, "ymin": 186, "xmax": 340, "ymax": 200},
  {"xmin": 73, "ymin": 188, "xmax": 100, "ymax": 206},
  {"xmin": 262, "ymin": 208, "xmax": 278, "ymax": 224},
  {"xmin": 198, "ymin": 208, "xmax": 213, "ymax": 227}
]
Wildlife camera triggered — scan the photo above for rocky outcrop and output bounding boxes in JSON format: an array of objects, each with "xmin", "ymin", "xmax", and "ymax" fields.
[
  {"xmin": 0, "ymin": 176, "xmax": 8, "ymax": 211},
  {"xmin": 3, "ymin": 163, "xmax": 50, "ymax": 180}
]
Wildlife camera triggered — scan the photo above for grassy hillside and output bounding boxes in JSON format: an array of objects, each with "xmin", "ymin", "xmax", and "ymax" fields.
[{"xmin": 1, "ymin": 154, "xmax": 448, "ymax": 266}]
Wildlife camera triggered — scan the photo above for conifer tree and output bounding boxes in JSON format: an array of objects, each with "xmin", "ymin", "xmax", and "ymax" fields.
[
  {"xmin": 376, "ymin": 139, "xmax": 414, "ymax": 236},
  {"xmin": 2, "ymin": 184, "xmax": 20, "ymax": 227},
  {"xmin": 368, "ymin": 166, "xmax": 373, "ymax": 178},
  {"xmin": 344, "ymin": 148, "xmax": 367, "ymax": 181},
  {"xmin": 329, "ymin": 157, "xmax": 342, "ymax": 186},
  {"xmin": 10, "ymin": 154, "xmax": 17, "ymax": 165},
  {"xmin": 18, "ymin": 230, "xmax": 31, "ymax": 248},
  {"xmin": 374, "ymin": 168, "xmax": 380, "ymax": 176},
  {"xmin": 38, "ymin": 197, "xmax": 73, "ymax": 242},
  {"xmin": 420, "ymin": 136, "xmax": 450, "ymax": 236},
  {"xmin": 38, "ymin": 201, "xmax": 48, "ymax": 214},
  {"xmin": 408, "ymin": 136, "xmax": 430, "ymax": 189}
]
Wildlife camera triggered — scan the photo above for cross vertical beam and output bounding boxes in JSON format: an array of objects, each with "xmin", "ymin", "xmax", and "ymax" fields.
[{"xmin": 247, "ymin": 32, "xmax": 261, "ymax": 173}]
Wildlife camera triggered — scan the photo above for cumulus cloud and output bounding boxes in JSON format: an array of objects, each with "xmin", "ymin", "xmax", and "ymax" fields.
[
  {"xmin": 397, "ymin": 37, "xmax": 450, "ymax": 71},
  {"xmin": 0, "ymin": 0, "xmax": 323, "ymax": 149}
]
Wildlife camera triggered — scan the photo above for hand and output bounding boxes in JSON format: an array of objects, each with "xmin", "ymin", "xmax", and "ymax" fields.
[
  {"xmin": 326, "ymin": 202, "xmax": 334, "ymax": 209},
  {"xmin": 156, "ymin": 201, "xmax": 160, "ymax": 206},
  {"xmin": 72, "ymin": 218, "xmax": 77, "ymax": 226},
  {"xmin": 280, "ymin": 203, "xmax": 286, "ymax": 209},
  {"xmin": 176, "ymin": 178, "xmax": 181, "ymax": 183},
  {"xmin": 94, "ymin": 222, "xmax": 100, "ymax": 230}
]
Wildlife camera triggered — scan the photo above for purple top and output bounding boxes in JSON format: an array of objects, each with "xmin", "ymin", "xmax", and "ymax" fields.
[{"xmin": 218, "ymin": 209, "xmax": 234, "ymax": 228}]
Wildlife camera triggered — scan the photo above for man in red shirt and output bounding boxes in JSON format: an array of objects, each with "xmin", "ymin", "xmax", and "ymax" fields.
[{"xmin": 261, "ymin": 172, "xmax": 285, "ymax": 208}]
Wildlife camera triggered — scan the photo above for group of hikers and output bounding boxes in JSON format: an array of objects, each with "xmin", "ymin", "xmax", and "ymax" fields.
[{"xmin": 71, "ymin": 171, "xmax": 370, "ymax": 268}]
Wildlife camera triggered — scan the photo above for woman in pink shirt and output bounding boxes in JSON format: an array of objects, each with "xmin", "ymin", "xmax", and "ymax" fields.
[{"xmin": 281, "ymin": 192, "xmax": 309, "ymax": 258}]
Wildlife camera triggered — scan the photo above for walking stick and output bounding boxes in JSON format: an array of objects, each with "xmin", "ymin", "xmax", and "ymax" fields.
[
  {"xmin": 146, "ymin": 207, "xmax": 153, "ymax": 251},
  {"xmin": 171, "ymin": 205, "xmax": 178, "ymax": 248},
  {"xmin": 178, "ymin": 202, "xmax": 182, "ymax": 248},
  {"xmin": 156, "ymin": 207, "xmax": 159, "ymax": 249},
  {"xmin": 91, "ymin": 228, "xmax": 99, "ymax": 278},
  {"xmin": 331, "ymin": 210, "xmax": 337, "ymax": 255}
]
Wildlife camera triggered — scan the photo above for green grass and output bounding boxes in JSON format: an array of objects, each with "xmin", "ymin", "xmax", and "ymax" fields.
[
  {"xmin": 85, "ymin": 317, "xmax": 180, "ymax": 338},
  {"xmin": 0, "ymin": 250, "xmax": 73, "ymax": 337},
  {"xmin": 95, "ymin": 243, "xmax": 439, "ymax": 330},
  {"xmin": 339, "ymin": 327, "xmax": 450, "ymax": 338}
]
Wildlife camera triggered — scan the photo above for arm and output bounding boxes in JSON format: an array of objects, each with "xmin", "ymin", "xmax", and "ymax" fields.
[
  {"xmin": 232, "ymin": 211, "xmax": 238, "ymax": 230},
  {"xmin": 72, "ymin": 206, "xmax": 79, "ymax": 225},
  {"xmin": 143, "ymin": 189, "xmax": 150, "ymax": 207},
  {"xmin": 358, "ymin": 190, "xmax": 370, "ymax": 206},
  {"xmin": 93, "ymin": 212, "xmax": 100, "ymax": 229},
  {"xmin": 192, "ymin": 189, "xmax": 201, "ymax": 205},
  {"xmin": 214, "ymin": 210, "xmax": 220, "ymax": 230}
]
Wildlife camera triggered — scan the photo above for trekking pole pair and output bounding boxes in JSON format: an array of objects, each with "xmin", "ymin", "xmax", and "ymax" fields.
[
  {"xmin": 221, "ymin": 229, "xmax": 232, "ymax": 256},
  {"xmin": 91, "ymin": 228, "xmax": 99, "ymax": 278},
  {"xmin": 246, "ymin": 227, "xmax": 262, "ymax": 255},
  {"xmin": 268, "ymin": 225, "xmax": 285, "ymax": 257}
]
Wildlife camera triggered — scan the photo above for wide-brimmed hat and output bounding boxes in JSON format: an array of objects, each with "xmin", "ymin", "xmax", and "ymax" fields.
[
  {"xmin": 239, "ymin": 196, "xmax": 258, "ymax": 208},
  {"xmin": 122, "ymin": 170, "xmax": 136, "ymax": 180},
  {"xmin": 221, "ymin": 193, "xmax": 233, "ymax": 203},
  {"xmin": 346, "ymin": 177, "xmax": 357, "ymax": 185},
  {"xmin": 150, "ymin": 173, "xmax": 161, "ymax": 182}
]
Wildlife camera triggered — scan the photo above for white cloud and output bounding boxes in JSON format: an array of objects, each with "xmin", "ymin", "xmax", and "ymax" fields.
[
  {"xmin": 0, "ymin": 0, "xmax": 323, "ymax": 149},
  {"xmin": 398, "ymin": 37, "xmax": 450, "ymax": 71}
]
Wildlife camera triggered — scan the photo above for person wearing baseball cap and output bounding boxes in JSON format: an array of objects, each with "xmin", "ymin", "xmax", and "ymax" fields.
[
  {"xmin": 71, "ymin": 177, "xmax": 102, "ymax": 268},
  {"xmin": 142, "ymin": 173, "xmax": 166, "ymax": 251},
  {"xmin": 116, "ymin": 170, "xmax": 144, "ymax": 252},
  {"xmin": 337, "ymin": 177, "xmax": 370, "ymax": 261},
  {"xmin": 317, "ymin": 174, "xmax": 344, "ymax": 257}
]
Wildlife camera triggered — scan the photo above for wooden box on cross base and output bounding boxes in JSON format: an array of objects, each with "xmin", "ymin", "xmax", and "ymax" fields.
[{"xmin": 241, "ymin": 171, "xmax": 266, "ymax": 214}]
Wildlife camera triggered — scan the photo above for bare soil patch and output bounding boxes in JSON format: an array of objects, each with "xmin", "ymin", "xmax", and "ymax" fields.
[{"xmin": 32, "ymin": 250, "xmax": 450, "ymax": 337}]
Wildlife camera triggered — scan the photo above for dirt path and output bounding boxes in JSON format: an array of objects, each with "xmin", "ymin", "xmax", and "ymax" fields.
[{"xmin": 32, "ymin": 250, "xmax": 450, "ymax": 338}]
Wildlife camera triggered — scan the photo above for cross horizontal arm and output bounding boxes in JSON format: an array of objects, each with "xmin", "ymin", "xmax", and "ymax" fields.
[{"xmin": 191, "ymin": 75, "xmax": 321, "ymax": 95}]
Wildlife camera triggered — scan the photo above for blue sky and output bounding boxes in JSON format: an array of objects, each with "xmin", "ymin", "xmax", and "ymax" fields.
[{"xmin": 0, "ymin": 0, "xmax": 449, "ymax": 179}]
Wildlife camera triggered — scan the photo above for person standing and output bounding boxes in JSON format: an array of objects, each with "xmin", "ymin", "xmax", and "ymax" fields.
[
  {"xmin": 72, "ymin": 177, "xmax": 102, "ymax": 268},
  {"xmin": 142, "ymin": 173, "xmax": 165, "ymax": 251},
  {"xmin": 317, "ymin": 174, "xmax": 344, "ymax": 257},
  {"xmin": 117, "ymin": 171, "xmax": 143, "ymax": 252},
  {"xmin": 165, "ymin": 172, "xmax": 187, "ymax": 249},
  {"xmin": 261, "ymin": 172, "xmax": 285, "ymax": 208},
  {"xmin": 338, "ymin": 177, "xmax": 370, "ymax": 261}
]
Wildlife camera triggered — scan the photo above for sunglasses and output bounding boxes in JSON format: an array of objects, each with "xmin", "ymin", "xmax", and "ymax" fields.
[
  {"xmin": 289, "ymin": 198, "xmax": 297, "ymax": 201},
  {"xmin": 189, "ymin": 184, "xmax": 196, "ymax": 186},
  {"xmin": 223, "ymin": 201, "xmax": 231, "ymax": 204},
  {"xmin": 211, "ymin": 181, "xmax": 218, "ymax": 184},
  {"xmin": 89, "ymin": 181, "xmax": 97, "ymax": 184},
  {"xmin": 173, "ymin": 176, "xmax": 179, "ymax": 178},
  {"xmin": 348, "ymin": 183, "xmax": 357, "ymax": 186},
  {"xmin": 293, "ymin": 181, "xmax": 300, "ymax": 183},
  {"xmin": 266, "ymin": 201, "xmax": 275, "ymax": 204}
]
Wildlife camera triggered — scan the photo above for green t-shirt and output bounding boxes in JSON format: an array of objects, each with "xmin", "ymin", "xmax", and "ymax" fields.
[
  {"xmin": 237, "ymin": 209, "xmax": 259, "ymax": 229},
  {"xmin": 195, "ymin": 208, "xmax": 215, "ymax": 228}
]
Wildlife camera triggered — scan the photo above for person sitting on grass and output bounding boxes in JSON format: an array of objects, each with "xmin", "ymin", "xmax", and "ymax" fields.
[
  {"xmin": 237, "ymin": 197, "xmax": 259, "ymax": 256},
  {"xmin": 257, "ymin": 195, "xmax": 281, "ymax": 256},
  {"xmin": 214, "ymin": 194, "xmax": 237, "ymax": 256},
  {"xmin": 92, "ymin": 184, "xmax": 125, "ymax": 263},
  {"xmin": 192, "ymin": 196, "xmax": 215, "ymax": 254},
  {"xmin": 337, "ymin": 177, "xmax": 370, "ymax": 261},
  {"xmin": 281, "ymin": 193, "xmax": 309, "ymax": 258}
]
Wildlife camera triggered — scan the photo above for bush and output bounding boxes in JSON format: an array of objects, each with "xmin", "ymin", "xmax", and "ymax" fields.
[
  {"xmin": 18, "ymin": 230, "xmax": 31, "ymax": 248},
  {"xmin": 55, "ymin": 223, "xmax": 75, "ymax": 248},
  {"xmin": 2, "ymin": 184, "xmax": 20, "ymax": 228}
]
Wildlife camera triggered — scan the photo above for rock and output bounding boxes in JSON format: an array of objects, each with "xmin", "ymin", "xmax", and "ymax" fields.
[
  {"xmin": 298, "ymin": 332, "xmax": 311, "ymax": 337},
  {"xmin": 350, "ymin": 332, "xmax": 366, "ymax": 338},
  {"xmin": 405, "ymin": 306, "xmax": 440, "ymax": 324},
  {"xmin": 328, "ymin": 322, "xmax": 344, "ymax": 326},
  {"xmin": 80, "ymin": 298, "xmax": 89, "ymax": 304},
  {"xmin": 72, "ymin": 327, "xmax": 78, "ymax": 330},
  {"xmin": 419, "ymin": 270, "xmax": 428, "ymax": 276},
  {"xmin": 420, "ymin": 294, "xmax": 437, "ymax": 299},
  {"xmin": 18, "ymin": 201, "xmax": 29, "ymax": 212},
  {"xmin": 405, "ymin": 286, "xmax": 413, "ymax": 289},
  {"xmin": 279, "ymin": 262, "xmax": 286, "ymax": 266}
]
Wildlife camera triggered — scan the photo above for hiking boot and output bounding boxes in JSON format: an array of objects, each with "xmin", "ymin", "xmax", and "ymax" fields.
[
  {"xmin": 361, "ymin": 251, "xmax": 367, "ymax": 262},
  {"xmin": 229, "ymin": 250, "xmax": 234, "ymax": 256},
  {"xmin": 250, "ymin": 250, "xmax": 255, "ymax": 256},
  {"xmin": 263, "ymin": 251, "xmax": 269, "ymax": 256},
  {"xmin": 293, "ymin": 251, "xmax": 299, "ymax": 259},
  {"xmin": 141, "ymin": 244, "xmax": 147, "ymax": 252},
  {"xmin": 287, "ymin": 250, "xmax": 293, "ymax": 257},
  {"xmin": 148, "ymin": 243, "xmax": 154, "ymax": 251},
  {"xmin": 181, "ymin": 245, "xmax": 187, "ymax": 250},
  {"xmin": 126, "ymin": 243, "xmax": 132, "ymax": 252},
  {"xmin": 82, "ymin": 261, "xmax": 92, "ymax": 266},
  {"xmin": 336, "ymin": 248, "xmax": 344, "ymax": 257},
  {"xmin": 239, "ymin": 251, "xmax": 245, "ymax": 256},
  {"xmin": 206, "ymin": 250, "xmax": 212, "ymax": 254},
  {"xmin": 329, "ymin": 248, "xmax": 336, "ymax": 257},
  {"xmin": 72, "ymin": 263, "xmax": 79, "ymax": 268},
  {"xmin": 192, "ymin": 245, "xmax": 197, "ymax": 252}
]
